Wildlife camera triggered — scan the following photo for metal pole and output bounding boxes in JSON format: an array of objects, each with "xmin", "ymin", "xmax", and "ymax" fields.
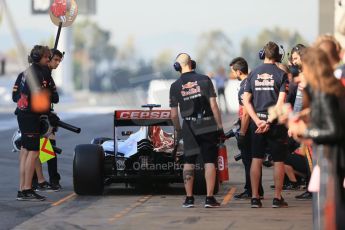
[{"xmin": 53, "ymin": 22, "xmax": 63, "ymax": 52}]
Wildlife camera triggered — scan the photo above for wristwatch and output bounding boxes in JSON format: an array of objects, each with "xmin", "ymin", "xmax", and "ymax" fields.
[{"xmin": 304, "ymin": 129, "xmax": 319, "ymax": 138}]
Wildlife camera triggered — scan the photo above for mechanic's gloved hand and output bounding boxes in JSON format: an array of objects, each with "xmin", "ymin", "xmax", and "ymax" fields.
[
  {"xmin": 48, "ymin": 112, "xmax": 60, "ymax": 127},
  {"xmin": 218, "ymin": 128, "xmax": 226, "ymax": 143},
  {"xmin": 237, "ymin": 133, "xmax": 246, "ymax": 150}
]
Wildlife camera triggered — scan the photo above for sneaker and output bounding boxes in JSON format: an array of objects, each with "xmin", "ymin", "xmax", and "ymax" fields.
[
  {"xmin": 271, "ymin": 183, "xmax": 299, "ymax": 191},
  {"xmin": 251, "ymin": 198, "xmax": 262, "ymax": 208},
  {"xmin": 295, "ymin": 191, "xmax": 312, "ymax": 200},
  {"xmin": 272, "ymin": 197, "xmax": 288, "ymax": 208},
  {"xmin": 234, "ymin": 191, "xmax": 251, "ymax": 200},
  {"xmin": 16, "ymin": 191, "xmax": 24, "ymax": 201},
  {"xmin": 299, "ymin": 184, "xmax": 307, "ymax": 190},
  {"xmin": 34, "ymin": 181, "xmax": 57, "ymax": 192},
  {"xmin": 21, "ymin": 189, "xmax": 46, "ymax": 201},
  {"xmin": 182, "ymin": 196, "xmax": 194, "ymax": 208},
  {"xmin": 204, "ymin": 196, "xmax": 221, "ymax": 208},
  {"xmin": 32, "ymin": 183, "xmax": 38, "ymax": 191},
  {"xmin": 50, "ymin": 183, "xmax": 62, "ymax": 191},
  {"xmin": 282, "ymin": 182, "xmax": 299, "ymax": 191}
]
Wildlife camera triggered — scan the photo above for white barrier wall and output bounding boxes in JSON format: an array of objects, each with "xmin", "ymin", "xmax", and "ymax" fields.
[
  {"xmin": 147, "ymin": 79, "xmax": 241, "ymax": 113},
  {"xmin": 147, "ymin": 80, "xmax": 175, "ymax": 108},
  {"xmin": 224, "ymin": 80, "xmax": 241, "ymax": 113}
]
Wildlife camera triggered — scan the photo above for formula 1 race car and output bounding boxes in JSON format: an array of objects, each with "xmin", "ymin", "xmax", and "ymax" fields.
[{"xmin": 73, "ymin": 104, "xmax": 219, "ymax": 195}]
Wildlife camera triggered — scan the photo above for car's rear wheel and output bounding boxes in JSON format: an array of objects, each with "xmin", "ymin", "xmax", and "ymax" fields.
[
  {"xmin": 73, "ymin": 144, "xmax": 104, "ymax": 195},
  {"xmin": 193, "ymin": 154, "xmax": 219, "ymax": 195}
]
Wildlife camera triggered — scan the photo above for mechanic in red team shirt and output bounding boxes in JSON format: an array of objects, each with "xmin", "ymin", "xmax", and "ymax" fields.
[{"xmin": 169, "ymin": 53, "xmax": 224, "ymax": 208}]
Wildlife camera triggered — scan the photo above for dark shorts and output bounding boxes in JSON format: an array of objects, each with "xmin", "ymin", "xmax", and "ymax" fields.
[
  {"xmin": 284, "ymin": 153, "xmax": 308, "ymax": 175},
  {"xmin": 249, "ymin": 121, "xmax": 288, "ymax": 162},
  {"xmin": 17, "ymin": 112, "xmax": 40, "ymax": 151},
  {"xmin": 182, "ymin": 119, "xmax": 218, "ymax": 164},
  {"xmin": 240, "ymin": 131, "xmax": 252, "ymax": 161}
]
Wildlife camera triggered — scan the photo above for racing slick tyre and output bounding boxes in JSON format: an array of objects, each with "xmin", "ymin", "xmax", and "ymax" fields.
[
  {"xmin": 73, "ymin": 144, "xmax": 104, "ymax": 195},
  {"xmin": 193, "ymin": 154, "xmax": 219, "ymax": 195},
  {"xmin": 91, "ymin": 137, "xmax": 112, "ymax": 145}
]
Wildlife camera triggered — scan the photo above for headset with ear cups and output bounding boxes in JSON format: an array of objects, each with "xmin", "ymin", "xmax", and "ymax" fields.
[
  {"xmin": 28, "ymin": 45, "xmax": 44, "ymax": 64},
  {"xmin": 173, "ymin": 53, "xmax": 196, "ymax": 72},
  {"xmin": 258, "ymin": 43, "xmax": 285, "ymax": 63},
  {"xmin": 258, "ymin": 49, "xmax": 265, "ymax": 60},
  {"xmin": 191, "ymin": 60, "xmax": 196, "ymax": 70},
  {"xmin": 173, "ymin": 61, "xmax": 182, "ymax": 72}
]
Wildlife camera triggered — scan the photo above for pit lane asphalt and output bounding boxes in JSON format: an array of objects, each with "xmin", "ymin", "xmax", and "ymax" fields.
[{"xmin": 0, "ymin": 112, "xmax": 312, "ymax": 230}]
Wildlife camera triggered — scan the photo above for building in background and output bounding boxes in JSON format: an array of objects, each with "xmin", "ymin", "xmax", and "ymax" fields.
[{"xmin": 319, "ymin": 0, "xmax": 335, "ymax": 35}]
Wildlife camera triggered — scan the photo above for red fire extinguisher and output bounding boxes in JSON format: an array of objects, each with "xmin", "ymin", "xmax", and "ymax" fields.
[{"xmin": 218, "ymin": 142, "xmax": 229, "ymax": 182}]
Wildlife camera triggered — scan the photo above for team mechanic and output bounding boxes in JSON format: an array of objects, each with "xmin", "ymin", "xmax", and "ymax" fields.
[
  {"xmin": 44, "ymin": 49, "xmax": 63, "ymax": 190},
  {"xmin": 243, "ymin": 41, "xmax": 289, "ymax": 208},
  {"xmin": 12, "ymin": 45, "xmax": 59, "ymax": 201},
  {"xmin": 230, "ymin": 57, "xmax": 264, "ymax": 200},
  {"xmin": 32, "ymin": 49, "xmax": 64, "ymax": 191},
  {"xmin": 169, "ymin": 53, "xmax": 224, "ymax": 208}
]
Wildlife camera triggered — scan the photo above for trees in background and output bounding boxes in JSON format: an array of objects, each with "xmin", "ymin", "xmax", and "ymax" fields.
[
  {"xmin": 73, "ymin": 20, "xmax": 117, "ymax": 90},
  {"xmin": 195, "ymin": 30, "xmax": 233, "ymax": 74},
  {"xmin": 71, "ymin": 20, "xmax": 308, "ymax": 91}
]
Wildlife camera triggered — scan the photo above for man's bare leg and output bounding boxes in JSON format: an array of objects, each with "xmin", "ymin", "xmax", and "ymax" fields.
[
  {"xmin": 205, "ymin": 163, "xmax": 216, "ymax": 196},
  {"xmin": 274, "ymin": 162, "xmax": 285, "ymax": 199},
  {"xmin": 183, "ymin": 164, "xmax": 195, "ymax": 197},
  {"xmin": 35, "ymin": 159, "xmax": 46, "ymax": 183},
  {"xmin": 19, "ymin": 147, "xmax": 28, "ymax": 191},
  {"xmin": 23, "ymin": 151, "xmax": 39, "ymax": 190},
  {"xmin": 284, "ymin": 164, "xmax": 297, "ymax": 183},
  {"xmin": 250, "ymin": 158, "xmax": 263, "ymax": 198}
]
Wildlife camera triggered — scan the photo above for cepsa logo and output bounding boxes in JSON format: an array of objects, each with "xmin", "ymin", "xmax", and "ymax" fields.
[{"xmin": 116, "ymin": 110, "xmax": 171, "ymax": 119}]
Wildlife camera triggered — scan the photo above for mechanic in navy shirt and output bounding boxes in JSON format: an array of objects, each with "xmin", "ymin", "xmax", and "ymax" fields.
[
  {"xmin": 243, "ymin": 41, "xmax": 289, "ymax": 208},
  {"xmin": 169, "ymin": 53, "xmax": 224, "ymax": 208},
  {"xmin": 12, "ymin": 45, "xmax": 57, "ymax": 201},
  {"xmin": 230, "ymin": 57, "xmax": 264, "ymax": 200}
]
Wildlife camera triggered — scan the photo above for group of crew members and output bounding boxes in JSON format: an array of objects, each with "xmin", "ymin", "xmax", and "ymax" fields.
[{"xmin": 170, "ymin": 35, "xmax": 345, "ymax": 229}]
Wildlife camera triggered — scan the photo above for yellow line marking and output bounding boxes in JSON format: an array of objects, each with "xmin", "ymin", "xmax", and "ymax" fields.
[
  {"xmin": 221, "ymin": 187, "xmax": 236, "ymax": 205},
  {"xmin": 108, "ymin": 195, "xmax": 152, "ymax": 224},
  {"xmin": 51, "ymin": 193, "xmax": 76, "ymax": 207}
]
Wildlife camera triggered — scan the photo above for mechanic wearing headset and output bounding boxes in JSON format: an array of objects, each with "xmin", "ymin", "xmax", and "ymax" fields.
[
  {"xmin": 12, "ymin": 45, "xmax": 59, "ymax": 201},
  {"xmin": 32, "ymin": 49, "xmax": 64, "ymax": 192},
  {"xmin": 243, "ymin": 41, "xmax": 289, "ymax": 208},
  {"xmin": 169, "ymin": 53, "xmax": 224, "ymax": 208}
]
